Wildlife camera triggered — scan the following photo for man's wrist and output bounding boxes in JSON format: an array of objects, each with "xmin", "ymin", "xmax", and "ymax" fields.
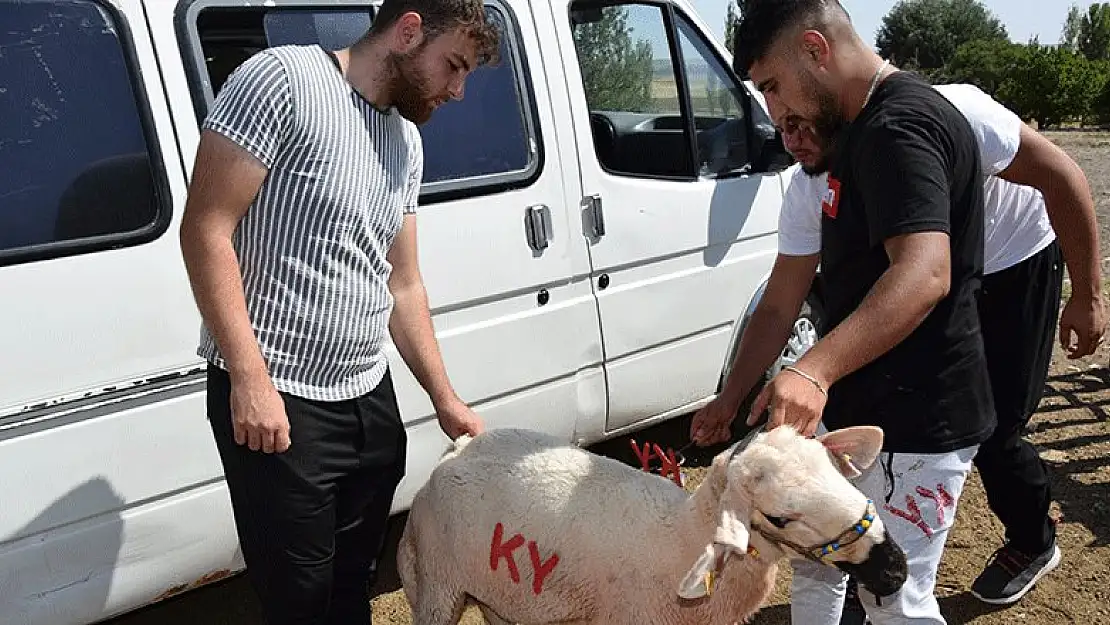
[
  {"xmin": 226, "ymin": 357, "xmax": 270, "ymax": 385},
  {"xmin": 430, "ymin": 386, "xmax": 462, "ymax": 411},
  {"xmin": 792, "ymin": 354, "xmax": 835, "ymax": 392}
]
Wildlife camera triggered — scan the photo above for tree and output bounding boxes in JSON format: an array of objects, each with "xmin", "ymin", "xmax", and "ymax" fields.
[
  {"xmin": 571, "ymin": 6, "xmax": 654, "ymax": 112},
  {"xmin": 1077, "ymin": 2, "xmax": 1110, "ymax": 61},
  {"xmin": 725, "ymin": 0, "xmax": 741, "ymax": 54},
  {"xmin": 946, "ymin": 38, "xmax": 1025, "ymax": 97},
  {"xmin": 1063, "ymin": 4, "xmax": 1084, "ymax": 52},
  {"xmin": 1000, "ymin": 45, "xmax": 1105, "ymax": 128},
  {"xmin": 876, "ymin": 0, "xmax": 1008, "ymax": 77}
]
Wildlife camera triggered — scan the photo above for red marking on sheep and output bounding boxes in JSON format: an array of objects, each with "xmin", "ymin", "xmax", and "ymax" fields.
[
  {"xmin": 490, "ymin": 523, "xmax": 561, "ymax": 594},
  {"xmin": 527, "ymin": 540, "xmax": 560, "ymax": 595},
  {"xmin": 490, "ymin": 522, "xmax": 525, "ymax": 583}
]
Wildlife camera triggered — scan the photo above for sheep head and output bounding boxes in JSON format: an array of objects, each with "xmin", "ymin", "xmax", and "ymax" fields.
[{"xmin": 678, "ymin": 424, "xmax": 907, "ymax": 601}]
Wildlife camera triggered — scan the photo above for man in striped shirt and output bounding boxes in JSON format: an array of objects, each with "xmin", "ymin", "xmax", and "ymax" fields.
[{"xmin": 179, "ymin": 1, "xmax": 500, "ymax": 622}]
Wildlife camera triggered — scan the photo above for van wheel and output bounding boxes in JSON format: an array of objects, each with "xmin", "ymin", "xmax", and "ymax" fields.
[{"xmin": 766, "ymin": 292, "xmax": 822, "ymax": 382}]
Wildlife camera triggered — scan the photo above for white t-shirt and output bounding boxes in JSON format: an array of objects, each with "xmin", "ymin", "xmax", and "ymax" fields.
[{"xmin": 777, "ymin": 83, "xmax": 1056, "ymax": 275}]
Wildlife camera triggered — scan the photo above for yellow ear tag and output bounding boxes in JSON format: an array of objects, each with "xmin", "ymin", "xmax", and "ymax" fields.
[{"xmin": 703, "ymin": 570, "xmax": 716, "ymax": 596}]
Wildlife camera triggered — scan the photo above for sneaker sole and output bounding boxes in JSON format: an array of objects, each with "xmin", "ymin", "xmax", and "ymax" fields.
[{"xmin": 970, "ymin": 545, "xmax": 1062, "ymax": 606}]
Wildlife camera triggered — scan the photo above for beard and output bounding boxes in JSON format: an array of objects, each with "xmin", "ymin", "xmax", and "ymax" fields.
[
  {"xmin": 798, "ymin": 70, "xmax": 844, "ymax": 177},
  {"xmin": 387, "ymin": 49, "xmax": 437, "ymax": 124}
]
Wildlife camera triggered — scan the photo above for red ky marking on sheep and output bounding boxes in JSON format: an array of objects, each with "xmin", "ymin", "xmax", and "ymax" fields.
[
  {"xmin": 490, "ymin": 522, "xmax": 560, "ymax": 595},
  {"xmin": 884, "ymin": 484, "xmax": 956, "ymax": 539},
  {"xmin": 629, "ymin": 439, "xmax": 684, "ymax": 487}
]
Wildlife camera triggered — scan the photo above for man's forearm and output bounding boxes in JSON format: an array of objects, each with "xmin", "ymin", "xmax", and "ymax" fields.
[
  {"xmin": 180, "ymin": 226, "xmax": 268, "ymax": 381},
  {"xmin": 719, "ymin": 302, "xmax": 804, "ymax": 408},
  {"xmin": 388, "ymin": 282, "xmax": 458, "ymax": 408},
  {"xmin": 1041, "ymin": 163, "xmax": 1102, "ymax": 300},
  {"xmin": 798, "ymin": 262, "xmax": 945, "ymax": 388}
]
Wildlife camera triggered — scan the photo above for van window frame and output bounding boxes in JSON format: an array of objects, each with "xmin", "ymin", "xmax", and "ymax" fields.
[
  {"xmin": 174, "ymin": 0, "xmax": 545, "ymax": 206},
  {"xmin": 567, "ymin": 0, "xmax": 759, "ymax": 183},
  {"xmin": 0, "ymin": 0, "xmax": 173, "ymax": 268}
]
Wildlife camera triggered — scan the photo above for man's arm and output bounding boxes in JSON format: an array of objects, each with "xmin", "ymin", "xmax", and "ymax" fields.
[
  {"xmin": 999, "ymin": 125, "xmax": 1105, "ymax": 357},
  {"xmin": 796, "ymin": 231, "xmax": 949, "ymax": 388},
  {"xmin": 692, "ymin": 252, "xmax": 819, "ymax": 445},
  {"xmin": 179, "ymin": 50, "xmax": 294, "ymax": 453},
  {"xmin": 180, "ymin": 131, "xmax": 269, "ymax": 381},
  {"xmin": 719, "ymin": 253, "xmax": 820, "ymax": 408},
  {"xmin": 385, "ymin": 214, "xmax": 460, "ymax": 410}
]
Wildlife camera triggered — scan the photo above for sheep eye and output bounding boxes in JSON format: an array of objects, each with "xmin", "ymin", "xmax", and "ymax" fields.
[{"xmin": 764, "ymin": 514, "xmax": 790, "ymax": 529}]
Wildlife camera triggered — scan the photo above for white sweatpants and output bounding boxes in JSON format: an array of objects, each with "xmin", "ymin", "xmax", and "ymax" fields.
[{"xmin": 790, "ymin": 444, "xmax": 979, "ymax": 625}]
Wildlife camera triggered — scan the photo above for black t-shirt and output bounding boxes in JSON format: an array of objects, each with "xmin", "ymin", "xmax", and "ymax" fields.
[{"xmin": 819, "ymin": 71, "xmax": 996, "ymax": 453}]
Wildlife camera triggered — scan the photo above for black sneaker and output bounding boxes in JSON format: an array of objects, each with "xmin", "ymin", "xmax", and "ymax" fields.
[
  {"xmin": 839, "ymin": 578, "xmax": 869, "ymax": 625},
  {"xmin": 970, "ymin": 542, "xmax": 1062, "ymax": 605}
]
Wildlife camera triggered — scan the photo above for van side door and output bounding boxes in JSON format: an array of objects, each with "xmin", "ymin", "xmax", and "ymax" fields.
[{"xmin": 549, "ymin": 0, "xmax": 786, "ymax": 432}]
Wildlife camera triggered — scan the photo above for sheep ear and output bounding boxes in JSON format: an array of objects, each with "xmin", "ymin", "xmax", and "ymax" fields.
[
  {"xmin": 818, "ymin": 426, "xmax": 884, "ymax": 477},
  {"xmin": 678, "ymin": 543, "xmax": 727, "ymax": 600},
  {"xmin": 677, "ymin": 484, "xmax": 752, "ymax": 600}
]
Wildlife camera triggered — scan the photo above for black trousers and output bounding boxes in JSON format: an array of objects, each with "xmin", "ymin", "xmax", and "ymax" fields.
[
  {"xmin": 207, "ymin": 365, "xmax": 407, "ymax": 625},
  {"xmin": 975, "ymin": 240, "xmax": 1063, "ymax": 555}
]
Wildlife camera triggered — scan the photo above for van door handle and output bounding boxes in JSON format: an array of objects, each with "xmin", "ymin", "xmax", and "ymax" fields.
[
  {"xmin": 525, "ymin": 204, "xmax": 552, "ymax": 251},
  {"xmin": 585, "ymin": 194, "xmax": 605, "ymax": 237}
]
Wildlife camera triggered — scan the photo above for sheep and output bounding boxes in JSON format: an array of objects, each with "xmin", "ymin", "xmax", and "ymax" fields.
[{"xmin": 397, "ymin": 424, "xmax": 908, "ymax": 625}]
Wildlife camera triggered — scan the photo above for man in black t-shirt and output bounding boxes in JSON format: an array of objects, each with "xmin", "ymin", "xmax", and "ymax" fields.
[{"xmin": 730, "ymin": 1, "xmax": 997, "ymax": 623}]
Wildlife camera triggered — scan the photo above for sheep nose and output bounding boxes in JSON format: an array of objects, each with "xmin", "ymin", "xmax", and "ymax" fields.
[{"xmin": 835, "ymin": 536, "xmax": 908, "ymax": 599}]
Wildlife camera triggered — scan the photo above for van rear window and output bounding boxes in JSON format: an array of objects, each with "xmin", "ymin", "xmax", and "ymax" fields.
[{"xmin": 0, "ymin": 0, "xmax": 166, "ymax": 265}]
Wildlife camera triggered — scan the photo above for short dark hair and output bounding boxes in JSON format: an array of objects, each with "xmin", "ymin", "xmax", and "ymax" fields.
[
  {"xmin": 371, "ymin": 0, "xmax": 502, "ymax": 66},
  {"xmin": 733, "ymin": 0, "xmax": 844, "ymax": 74}
]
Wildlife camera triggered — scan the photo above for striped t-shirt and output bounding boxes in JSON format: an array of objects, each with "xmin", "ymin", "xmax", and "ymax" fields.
[{"xmin": 197, "ymin": 44, "xmax": 423, "ymax": 401}]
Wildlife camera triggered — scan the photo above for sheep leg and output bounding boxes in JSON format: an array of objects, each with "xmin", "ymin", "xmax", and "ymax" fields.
[
  {"xmin": 410, "ymin": 590, "xmax": 466, "ymax": 625},
  {"xmin": 477, "ymin": 603, "xmax": 515, "ymax": 625}
]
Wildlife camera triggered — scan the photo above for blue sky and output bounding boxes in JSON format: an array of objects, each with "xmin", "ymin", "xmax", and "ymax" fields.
[{"xmin": 689, "ymin": 0, "xmax": 1080, "ymax": 48}]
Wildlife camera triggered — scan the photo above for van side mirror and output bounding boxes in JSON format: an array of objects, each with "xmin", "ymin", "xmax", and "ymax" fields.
[{"xmin": 751, "ymin": 121, "xmax": 794, "ymax": 173}]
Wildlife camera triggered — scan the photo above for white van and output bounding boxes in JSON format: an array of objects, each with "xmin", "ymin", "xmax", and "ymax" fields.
[{"xmin": 0, "ymin": 0, "xmax": 809, "ymax": 621}]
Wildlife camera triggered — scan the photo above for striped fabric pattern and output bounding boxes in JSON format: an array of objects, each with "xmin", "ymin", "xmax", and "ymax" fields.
[{"xmin": 197, "ymin": 44, "xmax": 423, "ymax": 402}]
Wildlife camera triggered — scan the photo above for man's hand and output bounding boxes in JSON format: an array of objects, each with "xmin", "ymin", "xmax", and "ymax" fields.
[
  {"xmin": 435, "ymin": 398, "xmax": 484, "ymax": 439},
  {"xmin": 230, "ymin": 372, "xmax": 291, "ymax": 453},
  {"xmin": 1060, "ymin": 293, "xmax": 1107, "ymax": 359},
  {"xmin": 691, "ymin": 397, "xmax": 740, "ymax": 446},
  {"xmin": 747, "ymin": 367, "xmax": 828, "ymax": 437}
]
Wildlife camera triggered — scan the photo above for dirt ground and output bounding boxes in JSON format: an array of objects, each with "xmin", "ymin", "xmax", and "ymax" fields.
[{"xmin": 106, "ymin": 131, "xmax": 1110, "ymax": 624}]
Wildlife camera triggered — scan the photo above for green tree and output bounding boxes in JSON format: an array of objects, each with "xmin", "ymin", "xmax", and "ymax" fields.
[
  {"xmin": 1063, "ymin": 4, "xmax": 1084, "ymax": 52},
  {"xmin": 1001, "ymin": 44, "xmax": 1105, "ymax": 127},
  {"xmin": 1078, "ymin": 2, "xmax": 1110, "ymax": 61},
  {"xmin": 876, "ymin": 0, "xmax": 1008, "ymax": 77},
  {"xmin": 946, "ymin": 38, "xmax": 1025, "ymax": 97},
  {"xmin": 725, "ymin": 0, "xmax": 741, "ymax": 54},
  {"xmin": 571, "ymin": 6, "xmax": 654, "ymax": 112}
]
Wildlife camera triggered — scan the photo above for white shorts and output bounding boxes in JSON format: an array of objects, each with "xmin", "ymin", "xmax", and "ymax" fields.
[{"xmin": 790, "ymin": 443, "xmax": 979, "ymax": 624}]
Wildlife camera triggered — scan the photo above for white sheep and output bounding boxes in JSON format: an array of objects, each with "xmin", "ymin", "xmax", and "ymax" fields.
[{"xmin": 397, "ymin": 424, "xmax": 908, "ymax": 625}]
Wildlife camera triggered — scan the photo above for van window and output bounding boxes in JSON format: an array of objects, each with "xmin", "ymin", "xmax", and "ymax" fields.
[
  {"xmin": 182, "ymin": 1, "xmax": 539, "ymax": 201},
  {"xmin": 569, "ymin": 1, "xmax": 751, "ymax": 179},
  {"xmin": 0, "ymin": 0, "xmax": 165, "ymax": 264}
]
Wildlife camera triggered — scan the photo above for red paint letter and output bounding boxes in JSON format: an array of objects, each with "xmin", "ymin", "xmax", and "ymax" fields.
[
  {"xmin": 884, "ymin": 495, "xmax": 933, "ymax": 538},
  {"xmin": 527, "ymin": 540, "xmax": 560, "ymax": 595},
  {"xmin": 652, "ymin": 443, "xmax": 683, "ymax": 488},
  {"xmin": 630, "ymin": 439, "xmax": 654, "ymax": 471},
  {"xmin": 490, "ymin": 522, "xmax": 525, "ymax": 583}
]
